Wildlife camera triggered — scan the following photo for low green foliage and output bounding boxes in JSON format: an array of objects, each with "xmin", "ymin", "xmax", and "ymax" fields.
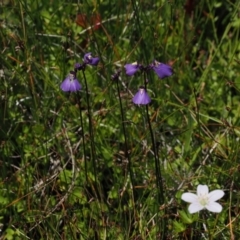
[{"xmin": 1, "ymin": 0, "xmax": 240, "ymax": 239}]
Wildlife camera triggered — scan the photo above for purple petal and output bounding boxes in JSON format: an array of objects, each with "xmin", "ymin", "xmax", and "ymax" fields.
[
  {"xmin": 152, "ymin": 60, "xmax": 173, "ymax": 79},
  {"xmin": 132, "ymin": 88, "xmax": 151, "ymax": 105},
  {"xmin": 60, "ymin": 77, "xmax": 71, "ymax": 92},
  {"xmin": 124, "ymin": 63, "xmax": 140, "ymax": 76},
  {"xmin": 84, "ymin": 52, "xmax": 92, "ymax": 62},
  {"xmin": 74, "ymin": 62, "xmax": 83, "ymax": 70},
  {"xmin": 60, "ymin": 76, "xmax": 82, "ymax": 92},
  {"xmin": 69, "ymin": 79, "xmax": 82, "ymax": 91},
  {"xmin": 84, "ymin": 52, "xmax": 100, "ymax": 66},
  {"xmin": 90, "ymin": 57, "xmax": 100, "ymax": 66}
]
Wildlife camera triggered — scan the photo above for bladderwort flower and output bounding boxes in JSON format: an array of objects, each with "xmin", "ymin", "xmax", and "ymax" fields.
[
  {"xmin": 151, "ymin": 60, "xmax": 173, "ymax": 79},
  {"xmin": 60, "ymin": 71, "xmax": 82, "ymax": 92},
  {"xmin": 181, "ymin": 184, "xmax": 224, "ymax": 214},
  {"xmin": 124, "ymin": 62, "xmax": 141, "ymax": 76},
  {"xmin": 84, "ymin": 52, "xmax": 100, "ymax": 66},
  {"xmin": 74, "ymin": 63, "xmax": 84, "ymax": 71},
  {"xmin": 132, "ymin": 86, "xmax": 151, "ymax": 105}
]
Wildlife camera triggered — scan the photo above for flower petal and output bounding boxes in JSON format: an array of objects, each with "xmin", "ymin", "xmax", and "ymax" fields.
[
  {"xmin": 188, "ymin": 202, "xmax": 205, "ymax": 213},
  {"xmin": 69, "ymin": 79, "xmax": 81, "ymax": 91},
  {"xmin": 205, "ymin": 202, "xmax": 223, "ymax": 213},
  {"xmin": 208, "ymin": 190, "xmax": 224, "ymax": 202},
  {"xmin": 181, "ymin": 193, "xmax": 198, "ymax": 203},
  {"xmin": 84, "ymin": 52, "xmax": 100, "ymax": 66},
  {"xmin": 153, "ymin": 62, "xmax": 173, "ymax": 79},
  {"xmin": 84, "ymin": 52, "xmax": 92, "ymax": 62},
  {"xmin": 61, "ymin": 78, "xmax": 71, "ymax": 91},
  {"xmin": 197, "ymin": 185, "xmax": 209, "ymax": 196},
  {"xmin": 132, "ymin": 89, "xmax": 151, "ymax": 105},
  {"xmin": 124, "ymin": 64, "xmax": 139, "ymax": 76},
  {"xmin": 90, "ymin": 57, "xmax": 100, "ymax": 66},
  {"xmin": 60, "ymin": 77, "xmax": 81, "ymax": 92},
  {"xmin": 74, "ymin": 62, "xmax": 83, "ymax": 70}
]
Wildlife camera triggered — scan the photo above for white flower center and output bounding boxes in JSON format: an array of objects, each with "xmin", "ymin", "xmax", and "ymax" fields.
[
  {"xmin": 153, "ymin": 60, "xmax": 160, "ymax": 67},
  {"xmin": 69, "ymin": 73, "xmax": 75, "ymax": 81},
  {"xmin": 198, "ymin": 193, "xmax": 209, "ymax": 206}
]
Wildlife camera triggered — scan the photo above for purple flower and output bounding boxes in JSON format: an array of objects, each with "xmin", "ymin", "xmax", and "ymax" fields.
[
  {"xmin": 74, "ymin": 63, "xmax": 84, "ymax": 71},
  {"xmin": 132, "ymin": 87, "xmax": 151, "ymax": 105},
  {"xmin": 124, "ymin": 62, "xmax": 140, "ymax": 76},
  {"xmin": 60, "ymin": 71, "xmax": 82, "ymax": 92},
  {"xmin": 151, "ymin": 60, "xmax": 173, "ymax": 79},
  {"xmin": 84, "ymin": 52, "xmax": 100, "ymax": 66}
]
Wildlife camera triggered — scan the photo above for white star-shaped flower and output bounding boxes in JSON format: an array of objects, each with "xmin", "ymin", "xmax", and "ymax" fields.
[{"xmin": 181, "ymin": 184, "xmax": 224, "ymax": 214}]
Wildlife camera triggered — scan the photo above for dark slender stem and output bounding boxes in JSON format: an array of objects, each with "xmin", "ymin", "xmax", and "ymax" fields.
[
  {"xmin": 143, "ymin": 78, "xmax": 164, "ymax": 204},
  {"xmin": 144, "ymin": 76, "xmax": 165, "ymax": 239},
  {"xmin": 81, "ymin": 70, "xmax": 97, "ymax": 178},
  {"xmin": 145, "ymin": 105, "xmax": 164, "ymax": 203},
  {"xmin": 76, "ymin": 92, "xmax": 88, "ymax": 182},
  {"xmin": 116, "ymin": 80, "xmax": 136, "ymax": 204}
]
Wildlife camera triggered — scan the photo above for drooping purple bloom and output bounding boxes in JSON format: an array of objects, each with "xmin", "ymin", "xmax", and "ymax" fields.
[
  {"xmin": 124, "ymin": 62, "xmax": 140, "ymax": 76},
  {"xmin": 84, "ymin": 52, "xmax": 100, "ymax": 66},
  {"xmin": 74, "ymin": 62, "xmax": 84, "ymax": 71},
  {"xmin": 132, "ymin": 87, "xmax": 151, "ymax": 105},
  {"xmin": 151, "ymin": 60, "xmax": 173, "ymax": 79},
  {"xmin": 60, "ymin": 71, "xmax": 82, "ymax": 92}
]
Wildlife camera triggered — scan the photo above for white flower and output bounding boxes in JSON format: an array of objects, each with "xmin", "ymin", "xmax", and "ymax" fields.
[{"xmin": 181, "ymin": 184, "xmax": 224, "ymax": 214}]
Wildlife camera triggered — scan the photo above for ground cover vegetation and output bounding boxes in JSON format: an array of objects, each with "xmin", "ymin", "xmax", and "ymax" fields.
[{"xmin": 1, "ymin": 0, "xmax": 240, "ymax": 239}]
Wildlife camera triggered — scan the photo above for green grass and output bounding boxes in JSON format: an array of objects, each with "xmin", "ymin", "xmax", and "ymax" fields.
[{"xmin": 1, "ymin": 0, "xmax": 240, "ymax": 239}]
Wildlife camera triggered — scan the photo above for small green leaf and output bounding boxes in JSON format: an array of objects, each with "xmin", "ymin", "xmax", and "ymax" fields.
[
  {"xmin": 108, "ymin": 187, "xmax": 118, "ymax": 199},
  {"xmin": 173, "ymin": 220, "xmax": 186, "ymax": 233},
  {"xmin": 179, "ymin": 210, "xmax": 194, "ymax": 224},
  {"xmin": 5, "ymin": 228, "xmax": 15, "ymax": 240},
  {"xmin": 32, "ymin": 124, "xmax": 44, "ymax": 136}
]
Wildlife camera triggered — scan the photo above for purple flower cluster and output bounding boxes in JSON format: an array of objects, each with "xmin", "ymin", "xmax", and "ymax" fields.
[
  {"xmin": 60, "ymin": 52, "xmax": 100, "ymax": 92},
  {"xmin": 60, "ymin": 53, "xmax": 173, "ymax": 107},
  {"xmin": 124, "ymin": 60, "xmax": 173, "ymax": 79},
  {"xmin": 124, "ymin": 59, "xmax": 173, "ymax": 105}
]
